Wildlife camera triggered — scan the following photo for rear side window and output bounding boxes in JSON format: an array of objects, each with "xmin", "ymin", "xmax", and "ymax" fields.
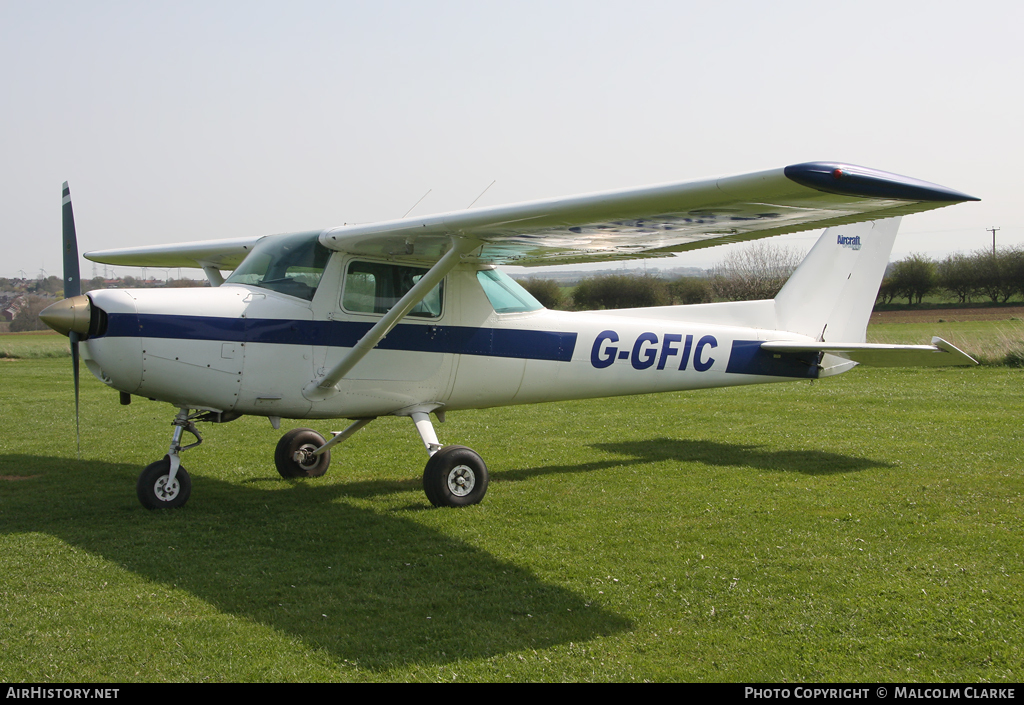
[
  {"xmin": 476, "ymin": 268, "xmax": 543, "ymax": 313},
  {"xmin": 342, "ymin": 261, "xmax": 443, "ymax": 318}
]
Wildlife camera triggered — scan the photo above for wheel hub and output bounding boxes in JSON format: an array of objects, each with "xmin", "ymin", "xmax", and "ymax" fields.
[
  {"xmin": 446, "ymin": 465, "xmax": 476, "ymax": 496},
  {"xmin": 154, "ymin": 475, "xmax": 180, "ymax": 502},
  {"xmin": 293, "ymin": 444, "xmax": 319, "ymax": 470}
]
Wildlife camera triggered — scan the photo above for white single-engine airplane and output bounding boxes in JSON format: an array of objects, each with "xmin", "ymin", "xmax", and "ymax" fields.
[{"xmin": 41, "ymin": 162, "xmax": 979, "ymax": 510}]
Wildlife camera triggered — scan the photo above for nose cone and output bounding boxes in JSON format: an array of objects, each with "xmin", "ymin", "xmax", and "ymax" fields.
[{"xmin": 40, "ymin": 295, "xmax": 91, "ymax": 337}]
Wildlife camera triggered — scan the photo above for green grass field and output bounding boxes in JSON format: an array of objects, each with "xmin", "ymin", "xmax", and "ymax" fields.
[
  {"xmin": 867, "ymin": 320, "xmax": 1024, "ymax": 366},
  {"xmin": 1, "ymin": 348, "xmax": 1022, "ymax": 682},
  {"xmin": 0, "ymin": 331, "xmax": 70, "ymax": 359}
]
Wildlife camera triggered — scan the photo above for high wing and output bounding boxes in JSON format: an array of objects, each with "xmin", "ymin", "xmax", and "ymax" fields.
[
  {"xmin": 85, "ymin": 162, "xmax": 977, "ymax": 269},
  {"xmin": 85, "ymin": 235, "xmax": 263, "ymax": 270},
  {"xmin": 318, "ymin": 162, "xmax": 978, "ymax": 265}
]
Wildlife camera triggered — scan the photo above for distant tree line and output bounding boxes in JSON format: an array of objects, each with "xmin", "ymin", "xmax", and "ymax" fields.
[
  {"xmin": 519, "ymin": 245, "xmax": 1024, "ymax": 312},
  {"xmin": 2, "ymin": 275, "xmax": 207, "ymax": 332},
  {"xmin": 0, "ymin": 274, "xmax": 206, "ymax": 296},
  {"xmin": 518, "ymin": 273, "xmax": 714, "ymax": 311},
  {"xmin": 878, "ymin": 247, "xmax": 1024, "ymax": 305},
  {"xmin": 0, "ymin": 275, "xmax": 64, "ymax": 297},
  {"xmin": 518, "ymin": 241, "xmax": 803, "ymax": 310},
  {"xmin": 706, "ymin": 241, "xmax": 802, "ymax": 302}
]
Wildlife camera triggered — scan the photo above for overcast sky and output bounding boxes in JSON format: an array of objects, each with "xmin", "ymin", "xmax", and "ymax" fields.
[{"xmin": 1, "ymin": 1, "xmax": 1020, "ymax": 280}]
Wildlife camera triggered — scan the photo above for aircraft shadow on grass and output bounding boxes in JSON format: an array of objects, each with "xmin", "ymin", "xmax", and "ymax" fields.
[
  {"xmin": 236, "ymin": 436, "xmax": 888, "ymax": 503},
  {"xmin": 0, "ymin": 454, "xmax": 630, "ymax": 672},
  {"xmin": 497, "ymin": 437, "xmax": 892, "ymax": 484}
]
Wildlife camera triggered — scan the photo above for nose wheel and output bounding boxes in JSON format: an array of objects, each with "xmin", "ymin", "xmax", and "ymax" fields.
[{"xmin": 137, "ymin": 456, "xmax": 192, "ymax": 509}]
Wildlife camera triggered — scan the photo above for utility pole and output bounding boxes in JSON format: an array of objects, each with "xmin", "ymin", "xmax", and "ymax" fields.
[{"xmin": 987, "ymin": 226, "xmax": 1000, "ymax": 256}]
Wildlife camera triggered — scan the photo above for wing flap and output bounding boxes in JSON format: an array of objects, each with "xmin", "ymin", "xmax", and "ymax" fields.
[{"xmin": 761, "ymin": 337, "xmax": 978, "ymax": 367}]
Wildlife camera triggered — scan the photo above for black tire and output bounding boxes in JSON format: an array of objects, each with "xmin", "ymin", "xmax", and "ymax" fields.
[
  {"xmin": 422, "ymin": 445, "xmax": 488, "ymax": 508},
  {"xmin": 137, "ymin": 456, "xmax": 192, "ymax": 510},
  {"xmin": 275, "ymin": 428, "xmax": 330, "ymax": 478}
]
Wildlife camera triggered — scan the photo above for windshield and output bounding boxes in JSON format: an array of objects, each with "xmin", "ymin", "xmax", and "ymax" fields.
[{"xmin": 225, "ymin": 231, "xmax": 331, "ymax": 301}]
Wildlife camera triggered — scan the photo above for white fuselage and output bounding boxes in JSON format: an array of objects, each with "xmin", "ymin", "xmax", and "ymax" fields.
[{"xmin": 80, "ymin": 257, "xmax": 820, "ymax": 420}]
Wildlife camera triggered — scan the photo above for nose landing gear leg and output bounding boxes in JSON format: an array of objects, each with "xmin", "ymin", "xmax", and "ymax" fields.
[{"xmin": 137, "ymin": 407, "xmax": 203, "ymax": 510}]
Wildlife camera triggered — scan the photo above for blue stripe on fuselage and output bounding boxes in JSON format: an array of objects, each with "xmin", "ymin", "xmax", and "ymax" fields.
[
  {"xmin": 103, "ymin": 313, "xmax": 577, "ymax": 362},
  {"xmin": 725, "ymin": 340, "xmax": 820, "ymax": 379}
]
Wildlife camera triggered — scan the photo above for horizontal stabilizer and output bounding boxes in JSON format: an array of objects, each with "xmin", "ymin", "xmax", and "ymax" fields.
[{"xmin": 761, "ymin": 337, "xmax": 978, "ymax": 367}]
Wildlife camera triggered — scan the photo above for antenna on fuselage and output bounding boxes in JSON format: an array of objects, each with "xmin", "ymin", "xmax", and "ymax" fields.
[
  {"xmin": 466, "ymin": 180, "xmax": 496, "ymax": 209},
  {"xmin": 402, "ymin": 189, "xmax": 433, "ymax": 219}
]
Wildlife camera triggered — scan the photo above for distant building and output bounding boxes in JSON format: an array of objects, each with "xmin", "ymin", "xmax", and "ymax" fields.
[{"xmin": 2, "ymin": 295, "xmax": 25, "ymax": 322}]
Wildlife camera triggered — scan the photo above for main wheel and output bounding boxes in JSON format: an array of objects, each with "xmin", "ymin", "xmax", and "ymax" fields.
[
  {"xmin": 137, "ymin": 456, "xmax": 192, "ymax": 509},
  {"xmin": 275, "ymin": 428, "xmax": 330, "ymax": 478},
  {"xmin": 422, "ymin": 445, "xmax": 489, "ymax": 508}
]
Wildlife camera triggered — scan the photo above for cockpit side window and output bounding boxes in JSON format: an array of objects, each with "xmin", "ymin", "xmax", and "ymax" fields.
[
  {"xmin": 342, "ymin": 261, "xmax": 443, "ymax": 318},
  {"xmin": 225, "ymin": 232, "xmax": 331, "ymax": 301}
]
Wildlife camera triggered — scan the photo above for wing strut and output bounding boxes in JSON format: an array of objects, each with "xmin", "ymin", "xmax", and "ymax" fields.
[
  {"xmin": 199, "ymin": 263, "xmax": 225, "ymax": 287},
  {"xmin": 302, "ymin": 236, "xmax": 480, "ymax": 402}
]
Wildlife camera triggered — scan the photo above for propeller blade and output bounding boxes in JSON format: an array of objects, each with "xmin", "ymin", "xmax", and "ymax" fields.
[
  {"xmin": 71, "ymin": 331, "xmax": 81, "ymax": 458},
  {"xmin": 62, "ymin": 181, "xmax": 81, "ymax": 298},
  {"xmin": 62, "ymin": 182, "xmax": 82, "ymax": 458}
]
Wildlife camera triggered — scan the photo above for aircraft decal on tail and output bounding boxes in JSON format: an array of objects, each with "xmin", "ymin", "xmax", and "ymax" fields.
[{"xmin": 837, "ymin": 233, "xmax": 862, "ymax": 250}]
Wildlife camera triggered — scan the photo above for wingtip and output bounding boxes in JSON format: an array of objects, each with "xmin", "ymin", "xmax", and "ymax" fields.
[{"xmin": 785, "ymin": 162, "xmax": 979, "ymax": 203}]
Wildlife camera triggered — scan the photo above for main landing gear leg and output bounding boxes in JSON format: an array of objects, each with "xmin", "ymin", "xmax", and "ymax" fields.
[
  {"xmin": 137, "ymin": 407, "xmax": 203, "ymax": 510},
  {"xmin": 409, "ymin": 410, "xmax": 489, "ymax": 508},
  {"xmin": 273, "ymin": 418, "xmax": 375, "ymax": 479}
]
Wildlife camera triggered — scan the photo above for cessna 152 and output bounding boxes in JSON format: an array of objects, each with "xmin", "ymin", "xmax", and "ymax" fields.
[{"xmin": 40, "ymin": 162, "xmax": 979, "ymax": 510}]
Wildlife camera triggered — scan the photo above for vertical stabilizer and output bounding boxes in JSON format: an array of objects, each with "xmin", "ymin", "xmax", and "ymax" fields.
[{"xmin": 774, "ymin": 217, "xmax": 901, "ymax": 343}]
